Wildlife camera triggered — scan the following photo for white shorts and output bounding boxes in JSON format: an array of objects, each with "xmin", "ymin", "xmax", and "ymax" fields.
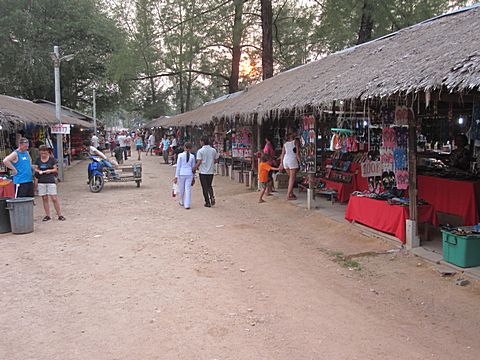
[
  {"xmin": 38, "ymin": 183, "xmax": 57, "ymax": 196},
  {"xmin": 283, "ymin": 157, "xmax": 299, "ymax": 170}
]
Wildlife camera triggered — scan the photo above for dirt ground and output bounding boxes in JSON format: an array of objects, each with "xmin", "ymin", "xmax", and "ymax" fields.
[{"xmin": 0, "ymin": 155, "xmax": 479, "ymax": 360}]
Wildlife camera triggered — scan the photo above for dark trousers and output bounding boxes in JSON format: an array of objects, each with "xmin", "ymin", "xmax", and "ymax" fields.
[
  {"xmin": 199, "ymin": 174, "xmax": 214, "ymax": 205},
  {"xmin": 121, "ymin": 146, "xmax": 128, "ymax": 160}
]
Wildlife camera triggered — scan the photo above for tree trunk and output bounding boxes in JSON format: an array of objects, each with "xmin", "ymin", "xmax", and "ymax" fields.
[
  {"xmin": 357, "ymin": 0, "xmax": 374, "ymax": 45},
  {"xmin": 178, "ymin": 4, "xmax": 185, "ymax": 113},
  {"xmin": 229, "ymin": 0, "xmax": 244, "ymax": 93},
  {"xmin": 186, "ymin": 0, "xmax": 196, "ymax": 111},
  {"xmin": 261, "ymin": 0, "xmax": 273, "ymax": 80}
]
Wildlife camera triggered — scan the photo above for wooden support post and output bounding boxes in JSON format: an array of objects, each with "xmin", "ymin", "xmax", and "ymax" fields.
[{"xmin": 407, "ymin": 113, "xmax": 419, "ymax": 249}]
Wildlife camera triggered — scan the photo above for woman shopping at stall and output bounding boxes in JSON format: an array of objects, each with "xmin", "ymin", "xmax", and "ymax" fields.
[
  {"xmin": 280, "ymin": 130, "xmax": 301, "ymax": 200},
  {"xmin": 173, "ymin": 142, "xmax": 196, "ymax": 210}
]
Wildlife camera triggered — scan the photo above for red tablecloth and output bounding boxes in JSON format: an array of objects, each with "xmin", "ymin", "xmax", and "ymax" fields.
[
  {"xmin": 345, "ymin": 196, "xmax": 438, "ymax": 243},
  {"xmin": 321, "ymin": 179, "xmax": 354, "ymax": 203},
  {"xmin": 418, "ymin": 175, "xmax": 480, "ymax": 225},
  {"xmin": 0, "ymin": 181, "xmax": 15, "ymax": 198}
]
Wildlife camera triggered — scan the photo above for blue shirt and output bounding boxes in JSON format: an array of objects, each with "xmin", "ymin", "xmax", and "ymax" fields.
[
  {"xmin": 13, "ymin": 150, "xmax": 33, "ymax": 184},
  {"xmin": 162, "ymin": 139, "xmax": 170, "ymax": 151}
]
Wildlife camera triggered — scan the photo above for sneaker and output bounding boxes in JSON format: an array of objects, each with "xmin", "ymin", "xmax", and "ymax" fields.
[
  {"xmin": 204, "ymin": 203, "xmax": 211, "ymax": 208},
  {"xmin": 210, "ymin": 197, "xmax": 215, "ymax": 206}
]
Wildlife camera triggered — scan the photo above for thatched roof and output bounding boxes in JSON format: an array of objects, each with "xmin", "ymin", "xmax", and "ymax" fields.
[
  {"xmin": 218, "ymin": 4, "xmax": 480, "ymax": 123},
  {"xmin": 145, "ymin": 116, "xmax": 171, "ymax": 128},
  {"xmin": 0, "ymin": 95, "xmax": 84, "ymax": 130},
  {"xmin": 32, "ymin": 100, "xmax": 95, "ymax": 128},
  {"xmin": 149, "ymin": 92, "xmax": 243, "ymax": 128},
  {"xmin": 161, "ymin": 4, "xmax": 480, "ymax": 127}
]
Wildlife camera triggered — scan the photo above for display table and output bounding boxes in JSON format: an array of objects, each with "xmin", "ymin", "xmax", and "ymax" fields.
[
  {"xmin": 0, "ymin": 180, "xmax": 15, "ymax": 198},
  {"xmin": 320, "ymin": 179, "xmax": 353, "ymax": 203},
  {"xmin": 345, "ymin": 196, "xmax": 438, "ymax": 243},
  {"xmin": 418, "ymin": 175, "xmax": 480, "ymax": 225}
]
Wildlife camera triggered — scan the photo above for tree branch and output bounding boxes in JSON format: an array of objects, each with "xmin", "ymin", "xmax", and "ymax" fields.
[{"xmin": 131, "ymin": 69, "xmax": 230, "ymax": 82}]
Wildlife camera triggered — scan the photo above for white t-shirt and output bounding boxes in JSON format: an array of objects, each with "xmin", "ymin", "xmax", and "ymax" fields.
[
  {"xmin": 118, "ymin": 135, "xmax": 127, "ymax": 147},
  {"xmin": 89, "ymin": 146, "xmax": 107, "ymax": 160},
  {"xmin": 196, "ymin": 145, "xmax": 219, "ymax": 174},
  {"xmin": 91, "ymin": 135, "xmax": 99, "ymax": 148},
  {"xmin": 148, "ymin": 134, "xmax": 155, "ymax": 146},
  {"xmin": 171, "ymin": 138, "xmax": 177, "ymax": 147}
]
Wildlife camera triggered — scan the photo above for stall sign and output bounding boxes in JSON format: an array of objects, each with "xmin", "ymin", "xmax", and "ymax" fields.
[
  {"xmin": 361, "ymin": 160, "xmax": 382, "ymax": 178},
  {"xmin": 50, "ymin": 124, "xmax": 71, "ymax": 135}
]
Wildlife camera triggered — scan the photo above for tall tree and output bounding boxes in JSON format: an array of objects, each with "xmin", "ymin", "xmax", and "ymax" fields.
[
  {"xmin": 261, "ymin": 0, "xmax": 274, "ymax": 79},
  {"xmin": 357, "ymin": 0, "xmax": 374, "ymax": 44},
  {"xmin": 229, "ymin": 0, "xmax": 245, "ymax": 93}
]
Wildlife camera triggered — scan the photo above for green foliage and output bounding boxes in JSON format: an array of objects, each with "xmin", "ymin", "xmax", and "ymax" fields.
[
  {"xmin": 0, "ymin": 0, "xmax": 128, "ymax": 115},
  {"xmin": 312, "ymin": 0, "xmax": 469, "ymax": 53}
]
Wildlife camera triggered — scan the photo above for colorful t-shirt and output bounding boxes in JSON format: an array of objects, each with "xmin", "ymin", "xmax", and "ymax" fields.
[{"xmin": 258, "ymin": 162, "xmax": 273, "ymax": 183}]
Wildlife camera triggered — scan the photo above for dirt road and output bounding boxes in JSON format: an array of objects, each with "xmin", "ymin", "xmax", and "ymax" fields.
[{"xmin": 1, "ymin": 155, "xmax": 479, "ymax": 360}]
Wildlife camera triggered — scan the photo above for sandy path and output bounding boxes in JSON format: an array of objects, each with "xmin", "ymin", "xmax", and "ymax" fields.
[{"xmin": 0, "ymin": 155, "xmax": 479, "ymax": 360}]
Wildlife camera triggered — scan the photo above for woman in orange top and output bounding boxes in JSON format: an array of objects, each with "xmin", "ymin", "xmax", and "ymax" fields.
[{"xmin": 258, "ymin": 154, "xmax": 280, "ymax": 203}]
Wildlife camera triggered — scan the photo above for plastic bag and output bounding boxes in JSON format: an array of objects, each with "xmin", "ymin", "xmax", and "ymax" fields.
[{"xmin": 172, "ymin": 183, "xmax": 177, "ymax": 197}]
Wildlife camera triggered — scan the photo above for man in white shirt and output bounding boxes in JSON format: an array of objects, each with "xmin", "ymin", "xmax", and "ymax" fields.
[
  {"xmin": 146, "ymin": 133, "xmax": 155, "ymax": 156},
  {"xmin": 91, "ymin": 134, "xmax": 99, "ymax": 148},
  {"xmin": 194, "ymin": 136, "xmax": 219, "ymax": 207},
  {"xmin": 117, "ymin": 131, "xmax": 128, "ymax": 160}
]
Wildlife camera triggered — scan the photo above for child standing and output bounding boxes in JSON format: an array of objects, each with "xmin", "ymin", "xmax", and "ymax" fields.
[{"xmin": 258, "ymin": 154, "xmax": 280, "ymax": 203}]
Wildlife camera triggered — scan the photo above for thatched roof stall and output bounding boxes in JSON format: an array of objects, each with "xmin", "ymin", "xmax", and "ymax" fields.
[
  {"xmin": 145, "ymin": 116, "xmax": 172, "ymax": 128},
  {"xmin": 32, "ymin": 99, "xmax": 95, "ymax": 128},
  {"xmin": 153, "ymin": 92, "xmax": 243, "ymax": 128},
  {"xmin": 215, "ymin": 4, "xmax": 480, "ymax": 123},
  {"xmin": 0, "ymin": 95, "xmax": 80, "ymax": 130}
]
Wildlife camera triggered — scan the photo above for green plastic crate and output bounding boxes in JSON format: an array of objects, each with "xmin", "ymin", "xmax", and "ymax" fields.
[{"xmin": 441, "ymin": 230, "xmax": 480, "ymax": 268}]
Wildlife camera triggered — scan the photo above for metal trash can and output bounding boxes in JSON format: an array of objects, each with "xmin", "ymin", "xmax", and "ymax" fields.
[
  {"xmin": 6, "ymin": 197, "xmax": 34, "ymax": 234},
  {"xmin": 0, "ymin": 197, "xmax": 12, "ymax": 233}
]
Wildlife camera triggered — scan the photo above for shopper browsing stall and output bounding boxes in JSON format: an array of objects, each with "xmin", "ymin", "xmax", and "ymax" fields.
[
  {"xmin": 280, "ymin": 130, "xmax": 301, "ymax": 200},
  {"xmin": 34, "ymin": 145, "xmax": 65, "ymax": 222}
]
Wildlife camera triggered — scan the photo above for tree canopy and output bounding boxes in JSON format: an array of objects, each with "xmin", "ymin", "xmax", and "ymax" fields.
[{"xmin": 0, "ymin": 0, "xmax": 470, "ymax": 125}]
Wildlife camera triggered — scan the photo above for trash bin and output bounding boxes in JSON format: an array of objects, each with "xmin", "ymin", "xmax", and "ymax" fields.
[
  {"xmin": 6, "ymin": 197, "xmax": 34, "ymax": 234},
  {"xmin": 0, "ymin": 197, "xmax": 12, "ymax": 233}
]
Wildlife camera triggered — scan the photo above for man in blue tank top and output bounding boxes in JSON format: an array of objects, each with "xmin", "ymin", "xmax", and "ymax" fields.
[{"xmin": 3, "ymin": 137, "xmax": 34, "ymax": 198}]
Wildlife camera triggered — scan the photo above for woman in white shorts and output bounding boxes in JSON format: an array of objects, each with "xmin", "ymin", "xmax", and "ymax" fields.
[
  {"xmin": 280, "ymin": 130, "xmax": 301, "ymax": 200},
  {"xmin": 34, "ymin": 145, "xmax": 65, "ymax": 221}
]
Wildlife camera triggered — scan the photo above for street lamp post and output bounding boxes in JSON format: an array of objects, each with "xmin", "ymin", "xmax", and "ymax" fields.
[
  {"xmin": 93, "ymin": 89, "xmax": 97, "ymax": 134},
  {"xmin": 52, "ymin": 46, "xmax": 64, "ymax": 181},
  {"xmin": 51, "ymin": 46, "xmax": 74, "ymax": 182}
]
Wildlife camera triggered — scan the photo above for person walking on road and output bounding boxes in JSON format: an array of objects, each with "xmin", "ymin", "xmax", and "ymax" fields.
[
  {"xmin": 193, "ymin": 136, "xmax": 219, "ymax": 208},
  {"xmin": 134, "ymin": 132, "xmax": 143, "ymax": 161},
  {"xmin": 117, "ymin": 132, "xmax": 128, "ymax": 161},
  {"xmin": 3, "ymin": 137, "xmax": 34, "ymax": 198},
  {"xmin": 173, "ymin": 142, "xmax": 195, "ymax": 210},
  {"xmin": 162, "ymin": 134, "xmax": 170, "ymax": 164},
  {"xmin": 258, "ymin": 154, "xmax": 280, "ymax": 203},
  {"xmin": 170, "ymin": 135, "xmax": 178, "ymax": 165},
  {"xmin": 34, "ymin": 145, "xmax": 65, "ymax": 221},
  {"xmin": 146, "ymin": 132, "xmax": 155, "ymax": 156}
]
